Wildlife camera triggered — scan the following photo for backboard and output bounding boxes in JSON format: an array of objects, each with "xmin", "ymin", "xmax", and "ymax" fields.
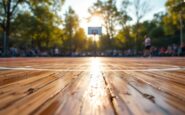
[{"xmin": 88, "ymin": 27, "xmax": 102, "ymax": 35}]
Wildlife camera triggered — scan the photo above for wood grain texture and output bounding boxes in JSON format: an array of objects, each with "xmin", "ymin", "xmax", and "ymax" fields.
[{"xmin": 0, "ymin": 57, "xmax": 185, "ymax": 115}]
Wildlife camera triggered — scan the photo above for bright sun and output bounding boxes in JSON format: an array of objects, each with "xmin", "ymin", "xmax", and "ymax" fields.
[
  {"xmin": 88, "ymin": 16, "xmax": 103, "ymax": 27},
  {"xmin": 80, "ymin": 15, "xmax": 104, "ymax": 41},
  {"xmin": 88, "ymin": 15, "xmax": 103, "ymax": 41}
]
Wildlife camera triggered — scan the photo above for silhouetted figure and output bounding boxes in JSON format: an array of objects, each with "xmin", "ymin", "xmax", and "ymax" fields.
[{"xmin": 144, "ymin": 35, "xmax": 151, "ymax": 57}]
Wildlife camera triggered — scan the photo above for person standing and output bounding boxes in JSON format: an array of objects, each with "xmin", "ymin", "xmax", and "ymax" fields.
[
  {"xmin": 144, "ymin": 35, "xmax": 151, "ymax": 57},
  {"xmin": 54, "ymin": 47, "xmax": 59, "ymax": 56}
]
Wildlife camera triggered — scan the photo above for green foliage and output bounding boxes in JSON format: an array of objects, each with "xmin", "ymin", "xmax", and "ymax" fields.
[
  {"xmin": 0, "ymin": 0, "xmax": 184, "ymax": 55},
  {"xmin": 163, "ymin": 0, "xmax": 185, "ymax": 35},
  {"xmin": 6, "ymin": 0, "xmax": 65, "ymax": 50},
  {"xmin": 73, "ymin": 28, "xmax": 87, "ymax": 51},
  {"xmin": 115, "ymin": 26, "xmax": 135, "ymax": 50},
  {"xmin": 89, "ymin": 0, "xmax": 120, "ymax": 38}
]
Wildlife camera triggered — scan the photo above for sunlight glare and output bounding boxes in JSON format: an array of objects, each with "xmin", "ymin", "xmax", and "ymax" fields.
[
  {"xmin": 88, "ymin": 58, "xmax": 103, "ymax": 107},
  {"xmin": 93, "ymin": 36, "xmax": 99, "ymax": 42},
  {"xmin": 90, "ymin": 58, "xmax": 101, "ymax": 76},
  {"xmin": 88, "ymin": 15, "xmax": 103, "ymax": 27}
]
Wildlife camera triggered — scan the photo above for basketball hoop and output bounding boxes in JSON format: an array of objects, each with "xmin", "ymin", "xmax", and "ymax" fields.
[{"xmin": 88, "ymin": 27, "xmax": 102, "ymax": 35}]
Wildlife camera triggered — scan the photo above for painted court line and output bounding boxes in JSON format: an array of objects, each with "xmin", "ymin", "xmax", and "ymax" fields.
[{"xmin": 0, "ymin": 66, "xmax": 185, "ymax": 72}]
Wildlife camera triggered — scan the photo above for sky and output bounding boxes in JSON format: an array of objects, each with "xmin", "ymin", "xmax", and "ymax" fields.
[{"xmin": 61, "ymin": 0, "xmax": 167, "ymax": 33}]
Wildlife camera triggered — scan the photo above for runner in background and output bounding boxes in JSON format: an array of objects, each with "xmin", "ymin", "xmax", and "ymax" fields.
[{"xmin": 144, "ymin": 35, "xmax": 152, "ymax": 57}]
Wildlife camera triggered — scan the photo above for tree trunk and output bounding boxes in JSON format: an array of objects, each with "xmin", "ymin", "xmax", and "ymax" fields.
[
  {"xmin": 3, "ymin": 0, "xmax": 12, "ymax": 56},
  {"xmin": 135, "ymin": 20, "xmax": 139, "ymax": 55}
]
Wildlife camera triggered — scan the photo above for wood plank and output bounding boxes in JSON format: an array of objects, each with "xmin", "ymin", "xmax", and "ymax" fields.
[
  {"xmin": 0, "ymin": 71, "xmax": 50, "ymax": 86},
  {"xmin": 125, "ymin": 71, "xmax": 185, "ymax": 101},
  {"xmin": 0, "ymin": 71, "xmax": 82, "ymax": 115},
  {"xmin": 33, "ymin": 72, "xmax": 89, "ymax": 115},
  {"xmin": 0, "ymin": 57, "xmax": 184, "ymax": 115},
  {"xmin": 103, "ymin": 71, "xmax": 166, "ymax": 115},
  {"xmin": 0, "ymin": 72, "xmax": 58, "ymax": 109},
  {"xmin": 122, "ymin": 71, "xmax": 185, "ymax": 114},
  {"xmin": 35, "ymin": 72, "xmax": 115, "ymax": 115}
]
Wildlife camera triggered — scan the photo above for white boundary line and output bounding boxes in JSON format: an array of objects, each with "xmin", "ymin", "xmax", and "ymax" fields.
[{"xmin": 0, "ymin": 66, "xmax": 184, "ymax": 72}]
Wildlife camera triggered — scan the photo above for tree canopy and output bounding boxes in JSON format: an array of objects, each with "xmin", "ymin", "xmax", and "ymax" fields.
[{"xmin": 0, "ymin": 0, "xmax": 184, "ymax": 56}]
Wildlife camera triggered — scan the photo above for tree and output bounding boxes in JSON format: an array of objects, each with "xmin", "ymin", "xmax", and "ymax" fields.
[
  {"xmin": 32, "ymin": 5, "xmax": 56, "ymax": 49},
  {"xmin": 0, "ymin": 0, "xmax": 25, "ymax": 55},
  {"xmin": 114, "ymin": 0, "xmax": 132, "ymax": 52},
  {"xmin": 89, "ymin": 0, "xmax": 119, "ymax": 39},
  {"xmin": 9, "ymin": 0, "xmax": 65, "ymax": 51},
  {"xmin": 0, "ymin": 0, "xmax": 65, "ymax": 56},
  {"xmin": 62, "ymin": 7, "xmax": 79, "ymax": 54},
  {"xmin": 164, "ymin": 0, "xmax": 185, "ymax": 46},
  {"xmin": 132, "ymin": 0, "xmax": 151, "ymax": 52},
  {"xmin": 115, "ymin": 26, "xmax": 134, "ymax": 50},
  {"xmin": 73, "ymin": 28, "xmax": 87, "ymax": 52},
  {"xmin": 118, "ymin": 0, "xmax": 132, "ymax": 29},
  {"xmin": 10, "ymin": 12, "xmax": 35, "ymax": 48}
]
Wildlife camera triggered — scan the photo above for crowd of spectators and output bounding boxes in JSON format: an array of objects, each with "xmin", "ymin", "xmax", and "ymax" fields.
[
  {"xmin": 151, "ymin": 43, "xmax": 185, "ymax": 56},
  {"xmin": 112, "ymin": 43, "xmax": 185, "ymax": 57},
  {"xmin": 0, "ymin": 47, "xmax": 61, "ymax": 57},
  {"xmin": 0, "ymin": 43, "xmax": 185, "ymax": 57}
]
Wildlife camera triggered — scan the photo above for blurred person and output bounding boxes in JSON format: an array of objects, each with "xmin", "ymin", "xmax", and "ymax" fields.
[
  {"xmin": 152, "ymin": 47, "xmax": 159, "ymax": 56},
  {"xmin": 127, "ymin": 49, "xmax": 132, "ymax": 56},
  {"xmin": 124, "ymin": 50, "xmax": 128, "ymax": 56},
  {"xmin": 166, "ymin": 45, "xmax": 173, "ymax": 56},
  {"xmin": 144, "ymin": 35, "xmax": 151, "ymax": 57},
  {"xmin": 19, "ymin": 49, "xmax": 26, "ymax": 57},
  {"xmin": 159, "ymin": 47, "xmax": 166, "ymax": 56},
  {"xmin": 0, "ymin": 49, "xmax": 2, "ymax": 56},
  {"xmin": 31, "ymin": 49, "xmax": 36, "ymax": 56},
  {"xmin": 35, "ymin": 48, "xmax": 40, "ymax": 56},
  {"xmin": 178, "ymin": 46, "xmax": 182, "ymax": 56},
  {"xmin": 10, "ymin": 46, "xmax": 17, "ymax": 57},
  {"xmin": 181, "ymin": 43, "xmax": 185, "ymax": 56},
  {"xmin": 172, "ymin": 44, "xmax": 178, "ymax": 56},
  {"xmin": 54, "ymin": 47, "xmax": 59, "ymax": 56},
  {"xmin": 50, "ymin": 49, "xmax": 54, "ymax": 56}
]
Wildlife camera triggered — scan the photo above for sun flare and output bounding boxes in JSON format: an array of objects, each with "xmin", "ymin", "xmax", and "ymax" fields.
[
  {"xmin": 90, "ymin": 58, "xmax": 101, "ymax": 75},
  {"xmin": 88, "ymin": 15, "xmax": 104, "ymax": 27}
]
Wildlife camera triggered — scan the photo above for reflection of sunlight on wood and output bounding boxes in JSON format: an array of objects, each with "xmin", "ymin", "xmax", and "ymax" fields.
[
  {"xmin": 90, "ymin": 58, "xmax": 102, "ymax": 103},
  {"xmin": 81, "ymin": 57, "xmax": 107, "ymax": 113},
  {"xmin": 90, "ymin": 58, "xmax": 101, "ymax": 76}
]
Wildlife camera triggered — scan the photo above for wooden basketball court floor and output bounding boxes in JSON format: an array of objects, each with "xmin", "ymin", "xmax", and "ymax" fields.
[{"xmin": 0, "ymin": 57, "xmax": 185, "ymax": 115}]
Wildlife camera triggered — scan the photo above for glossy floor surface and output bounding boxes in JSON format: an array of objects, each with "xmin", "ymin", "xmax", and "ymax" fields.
[{"xmin": 0, "ymin": 57, "xmax": 185, "ymax": 115}]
